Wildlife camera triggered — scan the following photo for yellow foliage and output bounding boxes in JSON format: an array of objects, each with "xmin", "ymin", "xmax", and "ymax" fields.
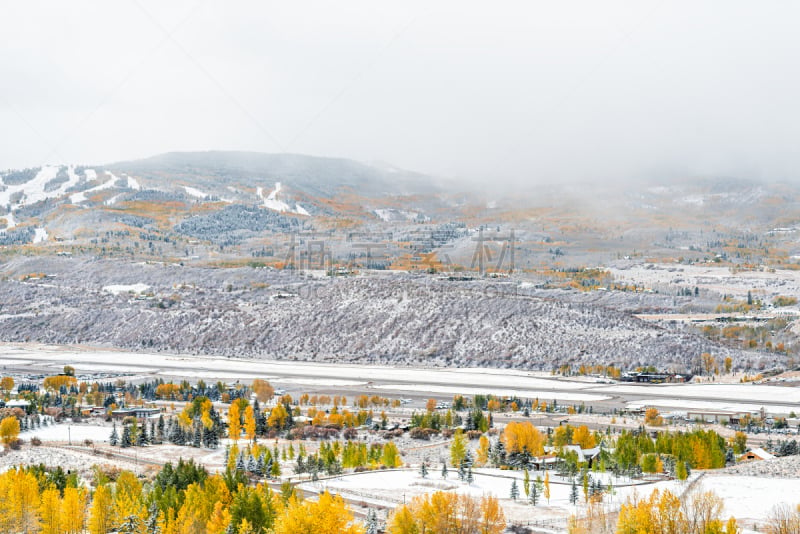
[
  {"xmin": 386, "ymin": 491, "xmax": 504, "ymax": 534},
  {"xmin": 502, "ymin": 421, "xmax": 545, "ymax": 456},
  {"xmin": 274, "ymin": 492, "xmax": 364, "ymax": 534}
]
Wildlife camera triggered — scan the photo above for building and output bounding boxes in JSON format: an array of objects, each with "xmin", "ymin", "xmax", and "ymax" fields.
[
  {"xmin": 111, "ymin": 407, "xmax": 161, "ymax": 419},
  {"xmin": 739, "ymin": 448, "xmax": 775, "ymax": 462}
]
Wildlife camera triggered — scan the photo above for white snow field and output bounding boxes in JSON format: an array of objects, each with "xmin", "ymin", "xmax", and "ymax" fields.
[
  {"xmin": 102, "ymin": 283, "xmax": 150, "ymax": 295},
  {"xmin": 1, "ymin": 343, "xmax": 798, "ymax": 413},
  {"xmin": 306, "ymin": 469, "xmax": 794, "ymax": 529},
  {"xmin": 372, "ymin": 384, "xmax": 610, "ymax": 403},
  {"xmin": 20, "ymin": 423, "xmax": 112, "ymax": 443},
  {"xmin": 70, "ymin": 171, "xmax": 116, "ymax": 204},
  {"xmin": 184, "ymin": 186, "xmax": 208, "ymax": 199}
]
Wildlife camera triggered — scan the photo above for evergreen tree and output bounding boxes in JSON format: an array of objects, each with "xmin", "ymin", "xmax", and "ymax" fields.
[
  {"xmin": 441, "ymin": 462, "xmax": 448, "ymax": 480},
  {"xmin": 466, "ymin": 467, "xmax": 474, "ymax": 485},
  {"xmin": 365, "ymin": 509, "xmax": 378, "ymax": 534},
  {"xmin": 193, "ymin": 425, "xmax": 202, "ymax": 448},
  {"xmin": 157, "ymin": 415, "xmax": 165, "ymax": 444},
  {"xmin": 255, "ymin": 454, "xmax": 265, "ymax": 477},
  {"xmin": 530, "ymin": 482, "xmax": 539, "ymax": 506},
  {"xmin": 510, "ymin": 479, "xmax": 519, "ymax": 500},
  {"xmin": 121, "ymin": 425, "xmax": 132, "ymax": 448},
  {"xmin": 419, "ymin": 462, "xmax": 428, "ymax": 478},
  {"xmin": 140, "ymin": 421, "xmax": 150, "ymax": 445},
  {"xmin": 110, "ymin": 422, "xmax": 119, "ymax": 446},
  {"xmin": 569, "ymin": 481, "xmax": 579, "ymax": 505},
  {"xmin": 145, "ymin": 501, "xmax": 160, "ymax": 534}
]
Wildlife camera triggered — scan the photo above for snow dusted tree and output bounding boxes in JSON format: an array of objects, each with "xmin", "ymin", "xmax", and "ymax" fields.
[
  {"xmin": 121, "ymin": 425, "xmax": 131, "ymax": 448},
  {"xmin": 110, "ymin": 422, "xmax": 119, "ymax": 446},
  {"xmin": 365, "ymin": 509, "xmax": 378, "ymax": 534},
  {"xmin": 510, "ymin": 479, "xmax": 519, "ymax": 501}
]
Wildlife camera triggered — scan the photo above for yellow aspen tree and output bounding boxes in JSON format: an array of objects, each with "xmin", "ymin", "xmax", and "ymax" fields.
[
  {"xmin": 479, "ymin": 495, "xmax": 506, "ymax": 534},
  {"xmin": 237, "ymin": 518, "xmax": 255, "ymax": 534},
  {"xmin": 381, "ymin": 441, "xmax": 402, "ymax": 468},
  {"xmin": 61, "ymin": 487, "xmax": 87, "ymax": 534},
  {"xmin": 10, "ymin": 468, "xmax": 41, "ymax": 534},
  {"xmin": 0, "ymin": 415, "xmax": 20, "ymax": 446},
  {"xmin": 476, "ymin": 435, "xmax": 490, "ymax": 467},
  {"xmin": 206, "ymin": 501, "xmax": 232, "ymax": 534},
  {"xmin": 544, "ymin": 472, "xmax": 551, "ymax": 504},
  {"xmin": 572, "ymin": 425, "xmax": 596, "ymax": 449},
  {"xmin": 274, "ymin": 491, "xmax": 364, "ymax": 534},
  {"xmin": 88, "ymin": 485, "xmax": 115, "ymax": 534},
  {"xmin": 386, "ymin": 505, "xmax": 416, "ymax": 534},
  {"xmin": 113, "ymin": 471, "xmax": 146, "ymax": 528},
  {"xmin": 0, "ymin": 471, "xmax": 12, "ymax": 532},
  {"xmin": 39, "ymin": 486, "xmax": 62, "ymax": 534},
  {"xmin": 450, "ymin": 430, "xmax": 467, "ymax": 467},
  {"xmin": 228, "ymin": 402, "xmax": 241, "ymax": 441},
  {"xmin": 244, "ymin": 405, "xmax": 256, "ymax": 442}
]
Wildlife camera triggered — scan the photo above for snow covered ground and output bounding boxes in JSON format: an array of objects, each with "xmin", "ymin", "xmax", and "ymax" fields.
[
  {"xmin": 184, "ymin": 186, "xmax": 208, "ymax": 199},
  {"xmin": 33, "ymin": 228, "xmax": 48, "ymax": 243},
  {"xmin": 306, "ymin": 468, "xmax": 796, "ymax": 529},
  {"xmin": 372, "ymin": 384, "xmax": 610, "ymax": 403},
  {"xmin": 626, "ymin": 398, "xmax": 798, "ymax": 415},
  {"xmin": 301, "ymin": 468, "xmax": 683, "ymax": 524},
  {"xmin": 259, "ymin": 182, "xmax": 291, "ymax": 212},
  {"xmin": 610, "ymin": 263, "xmax": 800, "ymax": 300},
  {"xmin": 70, "ymin": 171, "xmax": 116, "ymax": 204},
  {"xmin": 102, "ymin": 283, "xmax": 150, "ymax": 295},
  {"xmin": 1, "ymin": 344, "xmax": 797, "ymax": 413},
  {"xmin": 20, "ymin": 422, "xmax": 112, "ymax": 443}
]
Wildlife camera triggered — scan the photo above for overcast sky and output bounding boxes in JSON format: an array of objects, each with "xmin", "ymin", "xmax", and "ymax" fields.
[{"xmin": 2, "ymin": 1, "xmax": 800, "ymax": 184}]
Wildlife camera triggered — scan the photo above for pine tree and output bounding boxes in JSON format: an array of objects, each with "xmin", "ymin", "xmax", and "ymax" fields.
[
  {"xmin": 569, "ymin": 481, "xmax": 579, "ymax": 505},
  {"xmin": 441, "ymin": 462, "xmax": 448, "ymax": 479},
  {"xmin": 510, "ymin": 479, "xmax": 519, "ymax": 500},
  {"xmin": 255, "ymin": 455, "xmax": 265, "ymax": 477},
  {"xmin": 193, "ymin": 424, "xmax": 202, "ymax": 448},
  {"xmin": 419, "ymin": 462, "xmax": 428, "ymax": 478},
  {"xmin": 110, "ymin": 422, "xmax": 119, "ymax": 446},
  {"xmin": 530, "ymin": 482, "xmax": 539, "ymax": 506},
  {"xmin": 365, "ymin": 509, "xmax": 378, "ymax": 534},
  {"xmin": 145, "ymin": 500, "xmax": 160, "ymax": 534},
  {"xmin": 466, "ymin": 468, "xmax": 474, "ymax": 485},
  {"xmin": 157, "ymin": 415, "xmax": 165, "ymax": 444},
  {"xmin": 140, "ymin": 421, "xmax": 150, "ymax": 445},
  {"xmin": 121, "ymin": 425, "xmax": 131, "ymax": 448},
  {"xmin": 119, "ymin": 515, "xmax": 143, "ymax": 534},
  {"xmin": 247, "ymin": 454, "xmax": 257, "ymax": 474}
]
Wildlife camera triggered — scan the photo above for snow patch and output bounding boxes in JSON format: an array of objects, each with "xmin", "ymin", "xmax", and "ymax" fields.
[
  {"xmin": 102, "ymin": 283, "xmax": 150, "ymax": 295},
  {"xmin": 0, "ymin": 166, "xmax": 59, "ymax": 208},
  {"xmin": 260, "ymin": 181, "xmax": 291, "ymax": 212},
  {"xmin": 33, "ymin": 228, "xmax": 47, "ymax": 243},
  {"xmin": 126, "ymin": 175, "xmax": 141, "ymax": 190},
  {"xmin": 2, "ymin": 212, "xmax": 16, "ymax": 230},
  {"xmin": 184, "ymin": 186, "xmax": 207, "ymax": 199},
  {"xmin": 295, "ymin": 203, "xmax": 310, "ymax": 216},
  {"xmin": 70, "ymin": 170, "xmax": 116, "ymax": 204},
  {"xmin": 374, "ymin": 209, "xmax": 419, "ymax": 222}
]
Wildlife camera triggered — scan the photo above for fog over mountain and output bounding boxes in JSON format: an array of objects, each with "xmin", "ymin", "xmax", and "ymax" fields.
[{"xmin": 3, "ymin": 1, "xmax": 800, "ymax": 185}]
